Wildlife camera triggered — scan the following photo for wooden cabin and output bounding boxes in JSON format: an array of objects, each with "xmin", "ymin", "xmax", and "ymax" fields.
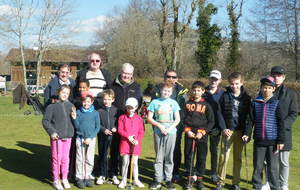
[{"xmin": 5, "ymin": 48, "xmax": 107, "ymax": 87}]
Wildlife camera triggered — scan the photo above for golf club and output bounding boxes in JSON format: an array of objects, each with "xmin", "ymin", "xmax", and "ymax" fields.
[
  {"xmin": 127, "ymin": 138, "xmax": 135, "ymax": 190},
  {"xmin": 84, "ymin": 142, "xmax": 89, "ymax": 185},
  {"xmin": 186, "ymin": 138, "xmax": 196, "ymax": 190},
  {"xmin": 243, "ymin": 142, "xmax": 249, "ymax": 189}
]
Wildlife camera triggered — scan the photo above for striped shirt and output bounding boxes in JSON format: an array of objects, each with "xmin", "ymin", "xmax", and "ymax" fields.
[{"xmin": 86, "ymin": 70, "xmax": 106, "ymax": 97}]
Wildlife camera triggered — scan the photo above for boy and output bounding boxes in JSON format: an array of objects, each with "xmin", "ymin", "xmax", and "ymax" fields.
[
  {"xmin": 184, "ymin": 81, "xmax": 215, "ymax": 190},
  {"xmin": 215, "ymin": 72, "xmax": 251, "ymax": 190},
  {"xmin": 96, "ymin": 89, "xmax": 121, "ymax": 185},
  {"xmin": 203, "ymin": 70, "xmax": 225, "ymax": 184},
  {"xmin": 147, "ymin": 83, "xmax": 181, "ymax": 190},
  {"xmin": 242, "ymin": 76, "xmax": 284, "ymax": 190}
]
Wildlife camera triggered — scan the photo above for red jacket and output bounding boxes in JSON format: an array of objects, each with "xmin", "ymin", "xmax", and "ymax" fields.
[{"xmin": 118, "ymin": 113, "xmax": 145, "ymax": 156}]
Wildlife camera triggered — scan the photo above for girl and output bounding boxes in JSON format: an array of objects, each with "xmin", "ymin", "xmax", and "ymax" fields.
[
  {"xmin": 118, "ymin": 97, "xmax": 145, "ymax": 189},
  {"xmin": 71, "ymin": 94, "xmax": 100, "ymax": 189},
  {"xmin": 42, "ymin": 84, "xmax": 74, "ymax": 190}
]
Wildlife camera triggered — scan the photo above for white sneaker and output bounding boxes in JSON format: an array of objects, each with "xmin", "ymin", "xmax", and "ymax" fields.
[
  {"xmin": 133, "ymin": 180, "xmax": 145, "ymax": 188},
  {"xmin": 53, "ymin": 180, "xmax": 64, "ymax": 190},
  {"xmin": 96, "ymin": 176, "xmax": 105, "ymax": 185},
  {"xmin": 281, "ymin": 185, "xmax": 289, "ymax": 190},
  {"xmin": 112, "ymin": 175, "xmax": 120, "ymax": 185},
  {"xmin": 261, "ymin": 182, "xmax": 271, "ymax": 190},
  {"xmin": 62, "ymin": 179, "xmax": 71, "ymax": 189},
  {"xmin": 118, "ymin": 180, "xmax": 127, "ymax": 189}
]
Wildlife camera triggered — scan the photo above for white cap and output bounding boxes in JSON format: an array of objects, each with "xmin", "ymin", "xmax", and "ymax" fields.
[
  {"xmin": 125, "ymin": 97, "xmax": 138, "ymax": 108},
  {"xmin": 209, "ymin": 70, "xmax": 222, "ymax": 79}
]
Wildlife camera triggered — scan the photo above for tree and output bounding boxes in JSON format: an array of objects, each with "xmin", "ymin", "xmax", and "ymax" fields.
[
  {"xmin": 0, "ymin": 0, "xmax": 36, "ymax": 89},
  {"xmin": 34, "ymin": 0, "xmax": 74, "ymax": 95},
  {"xmin": 226, "ymin": 0, "xmax": 244, "ymax": 72},
  {"xmin": 195, "ymin": 1, "xmax": 222, "ymax": 77}
]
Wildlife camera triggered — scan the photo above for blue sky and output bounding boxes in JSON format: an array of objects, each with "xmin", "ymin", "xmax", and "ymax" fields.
[{"xmin": 0, "ymin": 0, "xmax": 254, "ymax": 52}]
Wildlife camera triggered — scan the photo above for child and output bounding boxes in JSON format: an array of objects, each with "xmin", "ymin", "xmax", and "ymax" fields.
[
  {"xmin": 71, "ymin": 94, "xmax": 100, "ymax": 189},
  {"xmin": 117, "ymin": 97, "xmax": 145, "ymax": 188},
  {"xmin": 96, "ymin": 89, "xmax": 120, "ymax": 185},
  {"xmin": 184, "ymin": 81, "xmax": 215, "ymax": 190},
  {"xmin": 73, "ymin": 79, "xmax": 90, "ymax": 110},
  {"xmin": 147, "ymin": 83, "xmax": 181, "ymax": 190},
  {"xmin": 242, "ymin": 76, "xmax": 284, "ymax": 190},
  {"xmin": 42, "ymin": 84, "xmax": 75, "ymax": 190},
  {"xmin": 215, "ymin": 72, "xmax": 251, "ymax": 190}
]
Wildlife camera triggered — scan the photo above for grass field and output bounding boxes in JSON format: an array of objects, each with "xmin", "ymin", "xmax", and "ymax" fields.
[{"xmin": 0, "ymin": 95, "xmax": 299, "ymax": 190}]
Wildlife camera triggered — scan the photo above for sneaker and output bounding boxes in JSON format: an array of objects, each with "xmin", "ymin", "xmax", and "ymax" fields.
[
  {"xmin": 96, "ymin": 176, "xmax": 105, "ymax": 185},
  {"xmin": 133, "ymin": 180, "xmax": 145, "ymax": 188},
  {"xmin": 281, "ymin": 185, "xmax": 289, "ymax": 190},
  {"xmin": 232, "ymin": 184, "xmax": 240, "ymax": 190},
  {"xmin": 76, "ymin": 179, "xmax": 86, "ymax": 189},
  {"xmin": 166, "ymin": 181, "xmax": 176, "ymax": 190},
  {"xmin": 53, "ymin": 180, "xmax": 64, "ymax": 190},
  {"xmin": 172, "ymin": 174, "xmax": 180, "ymax": 183},
  {"xmin": 149, "ymin": 181, "xmax": 162, "ymax": 190},
  {"xmin": 112, "ymin": 175, "xmax": 120, "ymax": 185},
  {"xmin": 118, "ymin": 180, "xmax": 127, "ymax": 189},
  {"xmin": 215, "ymin": 184, "xmax": 223, "ymax": 190},
  {"xmin": 85, "ymin": 179, "xmax": 94, "ymax": 187},
  {"xmin": 62, "ymin": 179, "xmax": 71, "ymax": 189},
  {"xmin": 261, "ymin": 182, "xmax": 270, "ymax": 190},
  {"xmin": 211, "ymin": 174, "xmax": 218, "ymax": 184}
]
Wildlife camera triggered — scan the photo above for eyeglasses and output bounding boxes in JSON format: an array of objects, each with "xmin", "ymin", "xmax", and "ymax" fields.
[
  {"xmin": 90, "ymin": 59, "xmax": 100, "ymax": 63},
  {"xmin": 166, "ymin": 75, "xmax": 177, "ymax": 79}
]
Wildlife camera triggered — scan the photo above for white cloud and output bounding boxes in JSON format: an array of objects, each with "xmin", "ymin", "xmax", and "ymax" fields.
[
  {"xmin": 72, "ymin": 15, "xmax": 111, "ymax": 33},
  {"xmin": 0, "ymin": 5, "xmax": 13, "ymax": 16}
]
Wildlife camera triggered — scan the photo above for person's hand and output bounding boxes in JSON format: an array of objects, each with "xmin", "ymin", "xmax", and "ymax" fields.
[
  {"xmin": 71, "ymin": 107, "xmax": 76, "ymax": 119},
  {"xmin": 84, "ymin": 138, "xmax": 91, "ymax": 145},
  {"xmin": 104, "ymin": 129, "xmax": 112, "ymax": 135},
  {"xmin": 275, "ymin": 144, "xmax": 284, "ymax": 154},
  {"xmin": 159, "ymin": 125, "xmax": 168, "ymax": 136},
  {"xmin": 187, "ymin": 131, "xmax": 195, "ymax": 139},
  {"xmin": 133, "ymin": 139, "xmax": 139, "ymax": 145},
  {"xmin": 242, "ymin": 135, "xmax": 249, "ymax": 142},
  {"xmin": 223, "ymin": 129, "xmax": 233, "ymax": 137},
  {"xmin": 111, "ymin": 128, "xmax": 117, "ymax": 133},
  {"xmin": 196, "ymin": 132, "xmax": 203, "ymax": 139},
  {"xmin": 51, "ymin": 133, "xmax": 59, "ymax": 140},
  {"xmin": 128, "ymin": 136, "xmax": 135, "ymax": 144}
]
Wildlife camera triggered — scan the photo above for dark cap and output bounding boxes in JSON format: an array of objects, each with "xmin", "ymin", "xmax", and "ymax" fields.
[
  {"xmin": 260, "ymin": 76, "xmax": 276, "ymax": 87},
  {"xmin": 271, "ymin": 66, "xmax": 285, "ymax": 75}
]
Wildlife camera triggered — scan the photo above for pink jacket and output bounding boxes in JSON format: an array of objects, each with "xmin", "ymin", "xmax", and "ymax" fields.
[{"xmin": 118, "ymin": 113, "xmax": 145, "ymax": 156}]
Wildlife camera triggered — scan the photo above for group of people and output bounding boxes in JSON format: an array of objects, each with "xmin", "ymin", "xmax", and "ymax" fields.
[{"xmin": 41, "ymin": 52, "xmax": 297, "ymax": 190}]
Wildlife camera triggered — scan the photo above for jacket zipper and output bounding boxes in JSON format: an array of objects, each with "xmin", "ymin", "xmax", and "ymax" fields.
[{"xmin": 262, "ymin": 103, "xmax": 266, "ymax": 140}]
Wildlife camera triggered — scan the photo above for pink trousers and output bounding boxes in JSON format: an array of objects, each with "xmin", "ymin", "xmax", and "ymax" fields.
[{"xmin": 51, "ymin": 138, "xmax": 72, "ymax": 181}]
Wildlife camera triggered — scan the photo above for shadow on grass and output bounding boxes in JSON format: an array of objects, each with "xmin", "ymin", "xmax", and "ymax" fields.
[{"xmin": 0, "ymin": 141, "xmax": 51, "ymax": 184}]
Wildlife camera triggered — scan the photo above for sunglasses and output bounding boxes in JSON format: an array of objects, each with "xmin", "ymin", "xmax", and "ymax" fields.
[
  {"xmin": 90, "ymin": 59, "xmax": 100, "ymax": 63},
  {"xmin": 166, "ymin": 75, "xmax": 178, "ymax": 79}
]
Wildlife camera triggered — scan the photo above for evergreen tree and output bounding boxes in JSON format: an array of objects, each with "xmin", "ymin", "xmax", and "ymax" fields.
[{"xmin": 195, "ymin": 2, "xmax": 222, "ymax": 77}]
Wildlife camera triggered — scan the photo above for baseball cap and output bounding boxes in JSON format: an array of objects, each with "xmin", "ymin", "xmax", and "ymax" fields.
[
  {"xmin": 125, "ymin": 97, "xmax": 138, "ymax": 108},
  {"xmin": 271, "ymin": 66, "xmax": 285, "ymax": 75},
  {"xmin": 260, "ymin": 76, "xmax": 276, "ymax": 87},
  {"xmin": 209, "ymin": 70, "xmax": 222, "ymax": 79}
]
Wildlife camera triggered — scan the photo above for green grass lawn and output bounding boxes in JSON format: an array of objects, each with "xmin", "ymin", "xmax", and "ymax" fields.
[{"xmin": 0, "ymin": 95, "xmax": 299, "ymax": 190}]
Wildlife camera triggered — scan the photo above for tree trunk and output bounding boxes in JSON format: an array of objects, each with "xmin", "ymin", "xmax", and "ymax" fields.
[
  {"xmin": 294, "ymin": 0, "xmax": 299, "ymax": 80},
  {"xmin": 19, "ymin": 34, "xmax": 27, "ymax": 89}
]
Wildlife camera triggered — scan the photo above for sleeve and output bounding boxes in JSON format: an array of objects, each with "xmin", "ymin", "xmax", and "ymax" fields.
[
  {"xmin": 93, "ymin": 112, "xmax": 101, "ymax": 137},
  {"xmin": 173, "ymin": 101, "xmax": 181, "ymax": 112},
  {"xmin": 276, "ymin": 103, "xmax": 285, "ymax": 144},
  {"xmin": 44, "ymin": 85, "xmax": 50, "ymax": 107},
  {"xmin": 136, "ymin": 85, "xmax": 143, "ymax": 110},
  {"xmin": 283, "ymin": 90, "xmax": 298, "ymax": 130},
  {"xmin": 204, "ymin": 103, "xmax": 215, "ymax": 134},
  {"xmin": 42, "ymin": 105, "xmax": 56, "ymax": 136},
  {"xmin": 98, "ymin": 111, "xmax": 106, "ymax": 133},
  {"xmin": 137, "ymin": 117, "xmax": 145, "ymax": 143},
  {"xmin": 244, "ymin": 101, "xmax": 255, "ymax": 137},
  {"xmin": 147, "ymin": 100, "xmax": 155, "ymax": 112},
  {"xmin": 103, "ymin": 69, "xmax": 112, "ymax": 89},
  {"xmin": 218, "ymin": 94, "xmax": 226, "ymax": 130},
  {"xmin": 73, "ymin": 111, "xmax": 80, "ymax": 130},
  {"xmin": 118, "ymin": 115, "xmax": 129, "ymax": 139}
]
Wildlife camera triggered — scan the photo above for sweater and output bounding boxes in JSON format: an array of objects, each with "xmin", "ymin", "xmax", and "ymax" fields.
[
  {"xmin": 245, "ymin": 96, "xmax": 284, "ymax": 146},
  {"xmin": 73, "ymin": 105, "xmax": 100, "ymax": 139},
  {"xmin": 118, "ymin": 113, "xmax": 145, "ymax": 156},
  {"xmin": 183, "ymin": 98, "xmax": 215, "ymax": 140},
  {"xmin": 42, "ymin": 101, "xmax": 74, "ymax": 139}
]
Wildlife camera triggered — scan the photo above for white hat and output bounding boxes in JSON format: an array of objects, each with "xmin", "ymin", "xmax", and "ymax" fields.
[
  {"xmin": 125, "ymin": 97, "xmax": 138, "ymax": 108},
  {"xmin": 209, "ymin": 70, "xmax": 222, "ymax": 79}
]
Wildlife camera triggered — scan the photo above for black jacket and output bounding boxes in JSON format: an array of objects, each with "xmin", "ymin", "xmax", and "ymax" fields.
[
  {"xmin": 98, "ymin": 105, "xmax": 120, "ymax": 133},
  {"xmin": 219, "ymin": 86, "xmax": 251, "ymax": 131},
  {"xmin": 111, "ymin": 76, "xmax": 143, "ymax": 113},
  {"xmin": 183, "ymin": 99, "xmax": 215, "ymax": 139},
  {"xmin": 274, "ymin": 84, "xmax": 298, "ymax": 151}
]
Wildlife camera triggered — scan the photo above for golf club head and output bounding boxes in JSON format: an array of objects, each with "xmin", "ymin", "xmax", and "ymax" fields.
[{"xmin": 126, "ymin": 184, "xmax": 134, "ymax": 189}]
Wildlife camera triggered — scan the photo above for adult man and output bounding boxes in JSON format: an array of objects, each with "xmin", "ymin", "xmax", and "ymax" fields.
[
  {"xmin": 151, "ymin": 69, "xmax": 188, "ymax": 182},
  {"xmin": 44, "ymin": 64, "xmax": 75, "ymax": 107},
  {"xmin": 75, "ymin": 52, "xmax": 112, "ymax": 109},
  {"xmin": 265, "ymin": 66, "xmax": 298, "ymax": 190},
  {"xmin": 203, "ymin": 70, "xmax": 225, "ymax": 184},
  {"xmin": 109, "ymin": 63, "xmax": 143, "ymax": 184}
]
